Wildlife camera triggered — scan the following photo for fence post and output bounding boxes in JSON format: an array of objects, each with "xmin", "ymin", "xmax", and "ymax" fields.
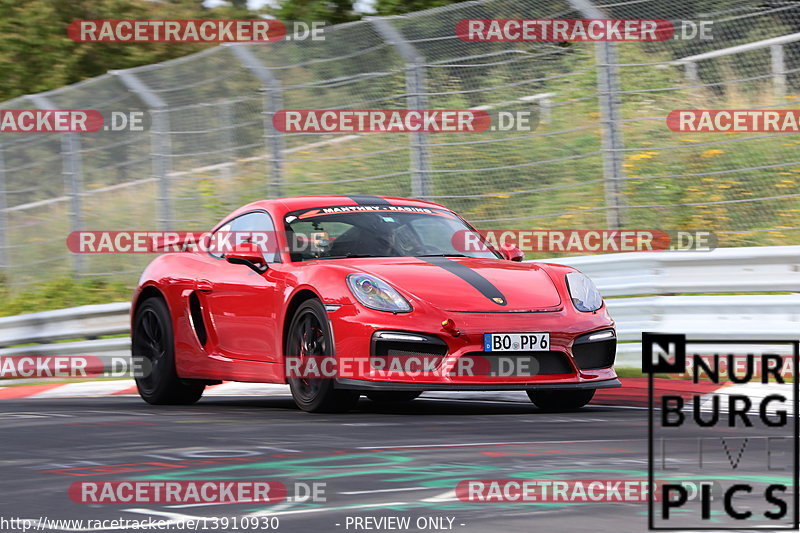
[
  {"xmin": 0, "ymin": 144, "xmax": 6, "ymax": 271},
  {"xmin": 112, "ymin": 70, "xmax": 174, "ymax": 231},
  {"xmin": 28, "ymin": 94, "xmax": 84, "ymax": 275},
  {"xmin": 369, "ymin": 17, "xmax": 431, "ymax": 199},
  {"xmin": 228, "ymin": 44, "xmax": 285, "ymax": 198},
  {"xmin": 771, "ymin": 44, "xmax": 787, "ymax": 100},
  {"xmin": 567, "ymin": 0, "xmax": 625, "ymax": 230},
  {"xmin": 219, "ymin": 100, "xmax": 235, "ymax": 180}
]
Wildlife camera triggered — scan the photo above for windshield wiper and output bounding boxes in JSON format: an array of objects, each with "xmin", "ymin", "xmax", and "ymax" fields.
[{"xmin": 416, "ymin": 253, "xmax": 468, "ymax": 257}]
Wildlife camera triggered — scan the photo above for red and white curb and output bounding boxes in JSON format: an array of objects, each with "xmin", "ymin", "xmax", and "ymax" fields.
[
  {"xmin": 0, "ymin": 378, "xmax": 769, "ymax": 410},
  {"xmin": 0, "ymin": 380, "xmax": 291, "ymax": 400}
]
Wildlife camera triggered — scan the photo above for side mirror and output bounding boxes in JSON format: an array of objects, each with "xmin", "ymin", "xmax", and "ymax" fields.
[
  {"xmin": 226, "ymin": 242, "xmax": 268, "ymax": 273},
  {"xmin": 499, "ymin": 243, "xmax": 524, "ymax": 262}
]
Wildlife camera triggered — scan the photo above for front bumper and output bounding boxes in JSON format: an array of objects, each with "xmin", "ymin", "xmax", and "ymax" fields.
[
  {"xmin": 335, "ymin": 377, "xmax": 621, "ymax": 391},
  {"xmin": 326, "ymin": 302, "xmax": 618, "ymax": 387}
]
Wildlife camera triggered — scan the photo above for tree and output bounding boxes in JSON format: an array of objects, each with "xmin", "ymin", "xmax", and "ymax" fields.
[
  {"xmin": 373, "ymin": 0, "xmax": 465, "ymax": 16},
  {"xmin": 275, "ymin": 0, "xmax": 359, "ymax": 24},
  {"xmin": 0, "ymin": 0, "xmax": 260, "ymax": 103}
]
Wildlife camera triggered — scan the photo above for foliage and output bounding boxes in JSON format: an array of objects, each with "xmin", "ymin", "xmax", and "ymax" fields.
[
  {"xmin": 0, "ymin": 0, "xmax": 260, "ymax": 102},
  {"xmin": 275, "ymin": 0, "xmax": 360, "ymax": 24},
  {"xmin": 0, "ymin": 276, "xmax": 131, "ymax": 316}
]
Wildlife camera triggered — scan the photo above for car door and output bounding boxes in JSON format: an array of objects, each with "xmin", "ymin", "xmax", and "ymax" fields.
[{"xmin": 202, "ymin": 211, "xmax": 280, "ymax": 363}]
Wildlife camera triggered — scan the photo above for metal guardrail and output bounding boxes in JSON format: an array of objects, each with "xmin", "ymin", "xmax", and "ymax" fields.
[
  {"xmin": 548, "ymin": 245, "xmax": 800, "ymax": 296},
  {"xmin": 673, "ymin": 32, "xmax": 800, "ymax": 99},
  {"xmin": 0, "ymin": 246, "xmax": 797, "ymax": 369},
  {"xmin": 0, "ymin": 302, "xmax": 131, "ymax": 358}
]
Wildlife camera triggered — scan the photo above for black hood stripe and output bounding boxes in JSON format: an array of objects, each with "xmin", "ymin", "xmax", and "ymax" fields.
[
  {"xmin": 419, "ymin": 256, "xmax": 507, "ymax": 306},
  {"xmin": 344, "ymin": 195, "xmax": 390, "ymax": 205}
]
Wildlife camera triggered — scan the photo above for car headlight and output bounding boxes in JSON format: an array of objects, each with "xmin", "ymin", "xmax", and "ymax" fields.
[
  {"xmin": 565, "ymin": 272, "xmax": 603, "ymax": 312},
  {"xmin": 346, "ymin": 273, "xmax": 412, "ymax": 313}
]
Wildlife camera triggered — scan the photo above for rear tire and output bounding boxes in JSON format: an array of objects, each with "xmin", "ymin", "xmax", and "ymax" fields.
[
  {"xmin": 286, "ymin": 299, "xmax": 359, "ymax": 413},
  {"xmin": 132, "ymin": 296, "xmax": 205, "ymax": 405},
  {"xmin": 527, "ymin": 389, "xmax": 595, "ymax": 411},
  {"xmin": 366, "ymin": 391, "xmax": 421, "ymax": 403}
]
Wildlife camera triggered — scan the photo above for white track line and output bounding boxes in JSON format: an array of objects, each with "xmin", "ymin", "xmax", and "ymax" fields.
[{"xmin": 31, "ymin": 381, "xmax": 134, "ymax": 398}]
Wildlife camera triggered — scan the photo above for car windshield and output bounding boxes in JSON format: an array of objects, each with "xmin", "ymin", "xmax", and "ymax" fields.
[{"xmin": 284, "ymin": 206, "xmax": 499, "ymax": 261}]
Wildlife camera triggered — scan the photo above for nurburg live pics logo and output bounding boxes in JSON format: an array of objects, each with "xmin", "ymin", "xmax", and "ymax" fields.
[{"xmin": 643, "ymin": 332, "xmax": 800, "ymax": 530}]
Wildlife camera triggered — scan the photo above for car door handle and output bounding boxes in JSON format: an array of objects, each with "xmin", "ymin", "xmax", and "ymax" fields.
[{"xmin": 196, "ymin": 280, "xmax": 213, "ymax": 293}]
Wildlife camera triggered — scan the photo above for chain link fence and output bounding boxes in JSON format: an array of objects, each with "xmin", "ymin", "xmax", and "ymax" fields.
[{"xmin": 1, "ymin": 0, "xmax": 800, "ymax": 290}]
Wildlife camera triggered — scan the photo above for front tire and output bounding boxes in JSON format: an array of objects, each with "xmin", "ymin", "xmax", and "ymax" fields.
[
  {"xmin": 286, "ymin": 299, "xmax": 359, "ymax": 413},
  {"xmin": 132, "ymin": 296, "xmax": 205, "ymax": 405},
  {"xmin": 527, "ymin": 389, "xmax": 595, "ymax": 411}
]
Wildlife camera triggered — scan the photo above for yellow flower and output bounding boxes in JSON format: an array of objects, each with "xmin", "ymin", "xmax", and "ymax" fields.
[{"xmin": 628, "ymin": 153, "xmax": 654, "ymax": 160}]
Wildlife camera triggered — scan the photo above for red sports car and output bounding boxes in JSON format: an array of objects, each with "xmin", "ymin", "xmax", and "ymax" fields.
[{"xmin": 131, "ymin": 195, "xmax": 619, "ymax": 412}]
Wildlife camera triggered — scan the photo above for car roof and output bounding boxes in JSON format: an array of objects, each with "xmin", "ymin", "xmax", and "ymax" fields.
[
  {"xmin": 235, "ymin": 195, "xmax": 449, "ymax": 216},
  {"xmin": 212, "ymin": 195, "xmax": 454, "ymax": 230}
]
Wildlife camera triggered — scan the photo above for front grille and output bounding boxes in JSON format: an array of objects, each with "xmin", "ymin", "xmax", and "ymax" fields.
[
  {"xmin": 572, "ymin": 330, "xmax": 616, "ymax": 370},
  {"xmin": 374, "ymin": 340, "xmax": 448, "ymax": 358},
  {"xmin": 460, "ymin": 351, "xmax": 573, "ymax": 376}
]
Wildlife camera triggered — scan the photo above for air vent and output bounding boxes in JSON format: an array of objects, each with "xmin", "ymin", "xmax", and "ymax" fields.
[
  {"xmin": 572, "ymin": 329, "xmax": 616, "ymax": 370},
  {"xmin": 189, "ymin": 292, "xmax": 208, "ymax": 346}
]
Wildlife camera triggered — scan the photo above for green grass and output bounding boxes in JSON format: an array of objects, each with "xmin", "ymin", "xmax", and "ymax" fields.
[{"xmin": 0, "ymin": 276, "xmax": 131, "ymax": 317}]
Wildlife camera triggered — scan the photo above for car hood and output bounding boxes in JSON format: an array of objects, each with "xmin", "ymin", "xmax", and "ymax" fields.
[{"xmin": 350, "ymin": 257, "xmax": 563, "ymax": 312}]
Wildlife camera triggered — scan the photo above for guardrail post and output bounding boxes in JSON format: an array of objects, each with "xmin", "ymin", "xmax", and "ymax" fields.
[
  {"xmin": 112, "ymin": 70, "xmax": 174, "ymax": 231},
  {"xmin": 369, "ymin": 17, "xmax": 431, "ymax": 199},
  {"xmin": 228, "ymin": 44, "xmax": 285, "ymax": 198},
  {"xmin": 28, "ymin": 94, "xmax": 84, "ymax": 275},
  {"xmin": 771, "ymin": 44, "xmax": 787, "ymax": 100},
  {"xmin": 567, "ymin": 0, "xmax": 625, "ymax": 230},
  {"xmin": 0, "ymin": 144, "xmax": 6, "ymax": 272},
  {"xmin": 684, "ymin": 62, "xmax": 700, "ymax": 87}
]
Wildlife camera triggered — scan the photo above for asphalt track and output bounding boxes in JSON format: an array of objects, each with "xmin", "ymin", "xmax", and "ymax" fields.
[{"xmin": 0, "ymin": 393, "xmax": 793, "ymax": 533}]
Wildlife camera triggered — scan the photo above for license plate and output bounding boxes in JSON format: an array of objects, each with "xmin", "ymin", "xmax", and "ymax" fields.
[{"xmin": 483, "ymin": 332, "xmax": 550, "ymax": 352}]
